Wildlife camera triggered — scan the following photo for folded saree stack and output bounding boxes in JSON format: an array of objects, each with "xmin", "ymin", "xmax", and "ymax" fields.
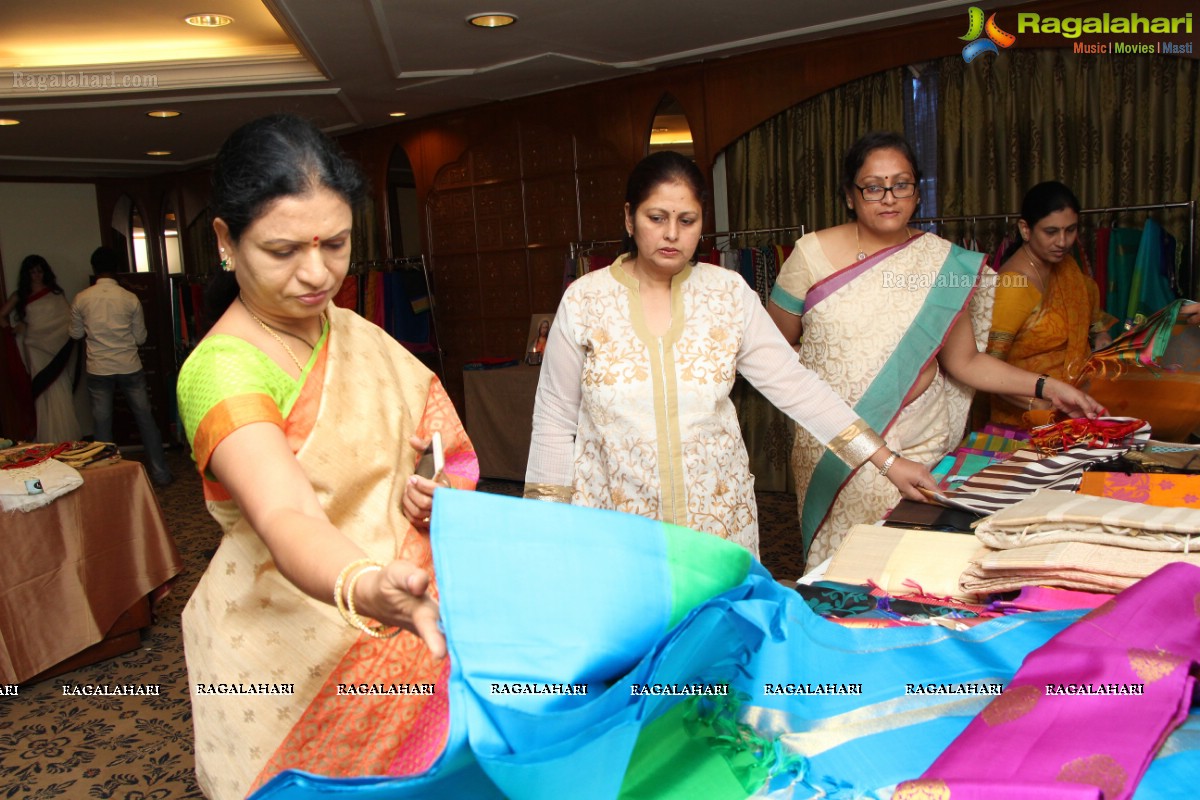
[{"xmin": 960, "ymin": 488, "xmax": 1200, "ymax": 594}]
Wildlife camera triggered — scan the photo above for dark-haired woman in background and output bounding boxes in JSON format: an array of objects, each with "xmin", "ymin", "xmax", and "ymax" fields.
[
  {"xmin": 986, "ymin": 181, "xmax": 1117, "ymax": 428},
  {"xmin": 175, "ymin": 114, "xmax": 476, "ymax": 799},
  {"xmin": 525, "ymin": 150, "xmax": 937, "ymax": 557},
  {"xmin": 769, "ymin": 133, "xmax": 1102, "ymax": 567},
  {"xmin": 0, "ymin": 255, "xmax": 81, "ymax": 442}
]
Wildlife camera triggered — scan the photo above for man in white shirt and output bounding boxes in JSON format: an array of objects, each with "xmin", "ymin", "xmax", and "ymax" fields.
[{"xmin": 69, "ymin": 247, "xmax": 172, "ymax": 486}]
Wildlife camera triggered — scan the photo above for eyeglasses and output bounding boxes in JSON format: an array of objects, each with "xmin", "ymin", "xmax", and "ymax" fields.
[{"xmin": 854, "ymin": 182, "xmax": 918, "ymax": 202}]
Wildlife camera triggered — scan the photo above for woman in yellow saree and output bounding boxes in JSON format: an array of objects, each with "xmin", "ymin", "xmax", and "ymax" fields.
[
  {"xmin": 986, "ymin": 181, "xmax": 1118, "ymax": 428},
  {"xmin": 176, "ymin": 115, "xmax": 477, "ymax": 799},
  {"xmin": 768, "ymin": 133, "xmax": 1102, "ymax": 568}
]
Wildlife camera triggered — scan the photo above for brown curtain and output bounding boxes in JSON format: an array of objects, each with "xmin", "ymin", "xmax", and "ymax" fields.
[
  {"xmin": 725, "ymin": 69, "xmax": 906, "ymax": 233},
  {"xmin": 938, "ymin": 50, "xmax": 1199, "ymax": 286}
]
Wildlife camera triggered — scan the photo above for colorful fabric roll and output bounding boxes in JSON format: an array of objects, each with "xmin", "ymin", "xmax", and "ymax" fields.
[{"xmin": 248, "ymin": 490, "xmax": 1198, "ymax": 800}]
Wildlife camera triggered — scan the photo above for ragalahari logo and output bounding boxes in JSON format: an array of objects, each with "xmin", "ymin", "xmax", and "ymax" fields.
[{"xmin": 960, "ymin": 7, "xmax": 1017, "ymax": 62}]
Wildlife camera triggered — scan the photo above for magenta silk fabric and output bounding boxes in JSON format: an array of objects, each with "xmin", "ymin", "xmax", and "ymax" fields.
[{"xmin": 895, "ymin": 562, "xmax": 1200, "ymax": 800}]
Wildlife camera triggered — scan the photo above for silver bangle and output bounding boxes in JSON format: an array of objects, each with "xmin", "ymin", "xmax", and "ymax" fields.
[{"xmin": 877, "ymin": 452, "xmax": 898, "ymax": 477}]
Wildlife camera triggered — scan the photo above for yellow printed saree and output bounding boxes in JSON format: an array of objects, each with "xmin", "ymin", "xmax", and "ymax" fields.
[
  {"xmin": 177, "ymin": 305, "xmax": 476, "ymax": 800},
  {"xmin": 986, "ymin": 255, "xmax": 1115, "ymax": 427},
  {"xmin": 771, "ymin": 234, "xmax": 991, "ymax": 566}
]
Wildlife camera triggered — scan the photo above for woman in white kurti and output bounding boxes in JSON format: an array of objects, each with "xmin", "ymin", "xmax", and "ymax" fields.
[{"xmin": 524, "ymin": 151, "xmax": 934, "ymax": 556}]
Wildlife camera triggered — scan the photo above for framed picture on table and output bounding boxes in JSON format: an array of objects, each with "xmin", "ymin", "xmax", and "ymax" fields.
[{"xmin": 525, "ymin": 313, "xmax": 555, "ymax": 366}]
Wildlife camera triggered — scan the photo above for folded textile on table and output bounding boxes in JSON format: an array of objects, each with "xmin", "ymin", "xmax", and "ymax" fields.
[
  {"xmin": 935, "ymin": 442, "xmax": 1140, "ymax": 516},
  {"xmin": 973, "ymin": 489, "xmax": 1200, "ymax": 553},
  {"xmin": 247, "ymin": 490, "xmax": 1200, "ymax": 800},
  {"xmin": 54, "ymin": 440, "xmax": 120, "ymax": 469},
  {"xmin": 792, "ymin": 581, "xmax": 991, "ymax": 624},
  {"xmin": 1122, "ymin": 440, "xmax": 1200, "ymax": 472},
  {"xmin": 900, "ymin": 563, "xmax": 1200, "ymax": 800},
  {"xmin": 824, "ymin": 524, "xmax": 987, "ymax": 602},
  {"xmin": 0, "ymin": 455, "xmax": 83, "ymax": 512},
  {"xmin": 1077, "ymin": 471, "xmax": 1200, "ymax": 509},
  {"xmin": 987, "ymin": 585, "xmax": 1114, "ymax": 614},
  {"xmin": 960, "ymin": 541, "xmax": 1200, "ymax": 594}
]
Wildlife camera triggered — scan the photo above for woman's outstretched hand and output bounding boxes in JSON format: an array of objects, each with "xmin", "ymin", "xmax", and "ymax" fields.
[
  {"xmin": 355, "ymin": 560, "xmax": 446, "ymax": 659},
  {"xmin": 1043, "ymin": 378, "xmax": 1105, "ymax": 419}
]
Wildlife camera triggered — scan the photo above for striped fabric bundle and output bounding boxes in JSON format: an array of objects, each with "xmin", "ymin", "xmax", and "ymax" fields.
[
  {"xmin": 1075, "ymin": 297, "xmax": 1187, "ymax": 383},
  {"xmin": 934, "ymin": 421, "xmax": 1151, "ymax": 515}
]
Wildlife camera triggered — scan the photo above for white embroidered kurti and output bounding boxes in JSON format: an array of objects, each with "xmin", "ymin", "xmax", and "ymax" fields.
[{"xmin": 525, "ymin": 255, "xmax": 872, "ymax": 555}]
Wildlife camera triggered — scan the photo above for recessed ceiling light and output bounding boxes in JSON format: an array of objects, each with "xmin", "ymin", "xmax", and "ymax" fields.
[
  {"xmin": 467, "ymin": 13, "xmax": 517, "ymax": 28},
  {"xmin": 146, "ymin": 150, "xmax": 173, "ymax": 156},
  {"xmin": 147, "ymin": 110, "xmax": 182, "ymax": 118},
  {"xmin": 389, "ymin": 112, "xmax": 407, "ymax": 118},
  {"xmin": 0, "ymin": 118, "xmax": 20, "ymax": 126},
  {"xmin": 184, "ymin": 14, "xmax": 234, "ymax": 27}
]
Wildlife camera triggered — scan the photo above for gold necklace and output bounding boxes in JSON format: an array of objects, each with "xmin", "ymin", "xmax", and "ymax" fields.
[
  {"xmin": 1023, "ymin": 245, "xmax": 1050, "ymax": 294},
  {"xmin": 239, "ymin": 296, "xmax": 321, "ymax": 372}
]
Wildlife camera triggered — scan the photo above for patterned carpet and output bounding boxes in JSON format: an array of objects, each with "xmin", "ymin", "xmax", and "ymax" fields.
[{"xmin": 0, "ymin": 451, "xmax": 804, "ymax": 799}]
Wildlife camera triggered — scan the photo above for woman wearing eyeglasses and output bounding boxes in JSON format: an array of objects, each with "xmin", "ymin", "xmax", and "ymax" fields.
[{"xmin": 768, "ymin": 131, "xmax": 1102, "ymax": 568}]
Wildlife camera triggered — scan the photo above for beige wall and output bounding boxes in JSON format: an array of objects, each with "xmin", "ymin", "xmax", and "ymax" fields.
[{"xmin": 0, "ymin": 181, "xmax": 102, "ymax": 299}]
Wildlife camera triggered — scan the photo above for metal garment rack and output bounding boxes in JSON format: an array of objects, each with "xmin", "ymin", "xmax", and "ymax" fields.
[
  {"xmin": 568, "ymin": 224, "xmax": 808, "ymax": 260},
  {"xmin": 912, "ymin": 200, "xmax": 1197, "ymax": 294},
  {"xmin": 347, "ymin": 254, "xmax": 446, "ymax": 379}
]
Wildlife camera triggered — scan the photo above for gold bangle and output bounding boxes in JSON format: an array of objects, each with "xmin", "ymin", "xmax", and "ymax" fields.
[
  {"xmin": 828, "ymin": 419, "xmax": 887, "ymax": 470},
  {"xmin": 878, "ymin": 452, "xmax": 899, "ymax": 477},
  {"xmin": 346, "ymin": 565, "xmax": 402, "ymax": 639},
  {"xmin": 334, "ymin": 558, "xmax": 378, "ymax": 625}
]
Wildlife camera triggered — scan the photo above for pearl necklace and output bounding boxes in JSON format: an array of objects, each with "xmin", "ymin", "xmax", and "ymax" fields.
[{"xmin": 239, "ymin": 296, "xmax": 322, "ymax": 372}]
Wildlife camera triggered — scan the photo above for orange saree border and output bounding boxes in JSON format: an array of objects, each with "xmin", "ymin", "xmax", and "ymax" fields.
[
  {"xmin": 195, "ymin": 345, "xmax": 329, "ymax": 502},
  {"xmin": 250, "ymin": 358, "xmax": 477, "ymax": 792}
]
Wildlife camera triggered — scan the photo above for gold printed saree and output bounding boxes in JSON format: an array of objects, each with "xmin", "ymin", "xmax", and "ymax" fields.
[
  {"xmin": 181, "ymin": 306, "xmax": 476, "ymax": 799},
  {"xmin": 987, "ymin": 255, "xmax": 1115, "ymax": 427},
  {"xmin": 773, "ymin": 234, "xmax": 991, "ymax": 566}
]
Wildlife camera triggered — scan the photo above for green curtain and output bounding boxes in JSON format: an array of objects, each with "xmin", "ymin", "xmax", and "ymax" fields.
[
  {"xmin": 938, "ymin": 50, "xmax": 1199, "ymax": 291},
  {"xmin": 726, "ymin": 69, "xmax": 906, "ymax": 233}
]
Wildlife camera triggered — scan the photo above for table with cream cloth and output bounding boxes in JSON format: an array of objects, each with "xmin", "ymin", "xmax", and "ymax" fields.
[{"xmin": 0, "ymin": 458, "xmax": 183, "ymax": 684}]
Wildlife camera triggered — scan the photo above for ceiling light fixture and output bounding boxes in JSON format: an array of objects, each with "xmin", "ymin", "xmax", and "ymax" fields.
[
  {"xmin": 0, "ymin": 119, "xmax": 21, "ymax": 126},
  {"xmin": 389, "ymin": 112, "xmax": 407, "ymax": 118},
  {"xmin": 146, "ymin": 150, "xmax": 173, "ymax": 156},
  {"xmin": 467, "ymin": 13, "xmax": 517, "ymax": 28},
  {"xmin": 147, "ymin": 110, "xmax": 182, "ymax": 118},
  {"xmin": 184, "ymin": 14, "xmax": 234, "ymax": 27}
]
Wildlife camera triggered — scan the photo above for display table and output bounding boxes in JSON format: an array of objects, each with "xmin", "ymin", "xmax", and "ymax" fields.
[
  {"xmin": 0, "ymin": 458, "xmax": 183, "ymax": 684},
  {"xmin": 463, "ymin": 364, "xmax": 542, "ymax": 481}
]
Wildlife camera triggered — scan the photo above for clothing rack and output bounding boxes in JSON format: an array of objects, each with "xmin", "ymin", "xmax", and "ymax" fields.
[
  {"xmin": 568, "ymin": 224, "xmax": 807, "ymax": 259},
  {"xmin": 912, "ymin": 200, "xmax": 1196, "ymax": 293},
  {"xmin": 347, "ymin": 254, "xmax": 445, "ymax": 379},
  {"xmin": 348, "ymin": 254, "xmax": 428, "ymax": 274}
]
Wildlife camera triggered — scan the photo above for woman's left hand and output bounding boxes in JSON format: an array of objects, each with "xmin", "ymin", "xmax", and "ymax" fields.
[
  {"xmin": 1042, "ymin": 378, "xmax": 1105, "ymax": 419},
  {"xmin": 880, "ymin": 456, "xmax": 939, "ymax": 502},
  {"xmin": 403, "ymin": 434, "xmax": 447, "ymax": 531}
]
